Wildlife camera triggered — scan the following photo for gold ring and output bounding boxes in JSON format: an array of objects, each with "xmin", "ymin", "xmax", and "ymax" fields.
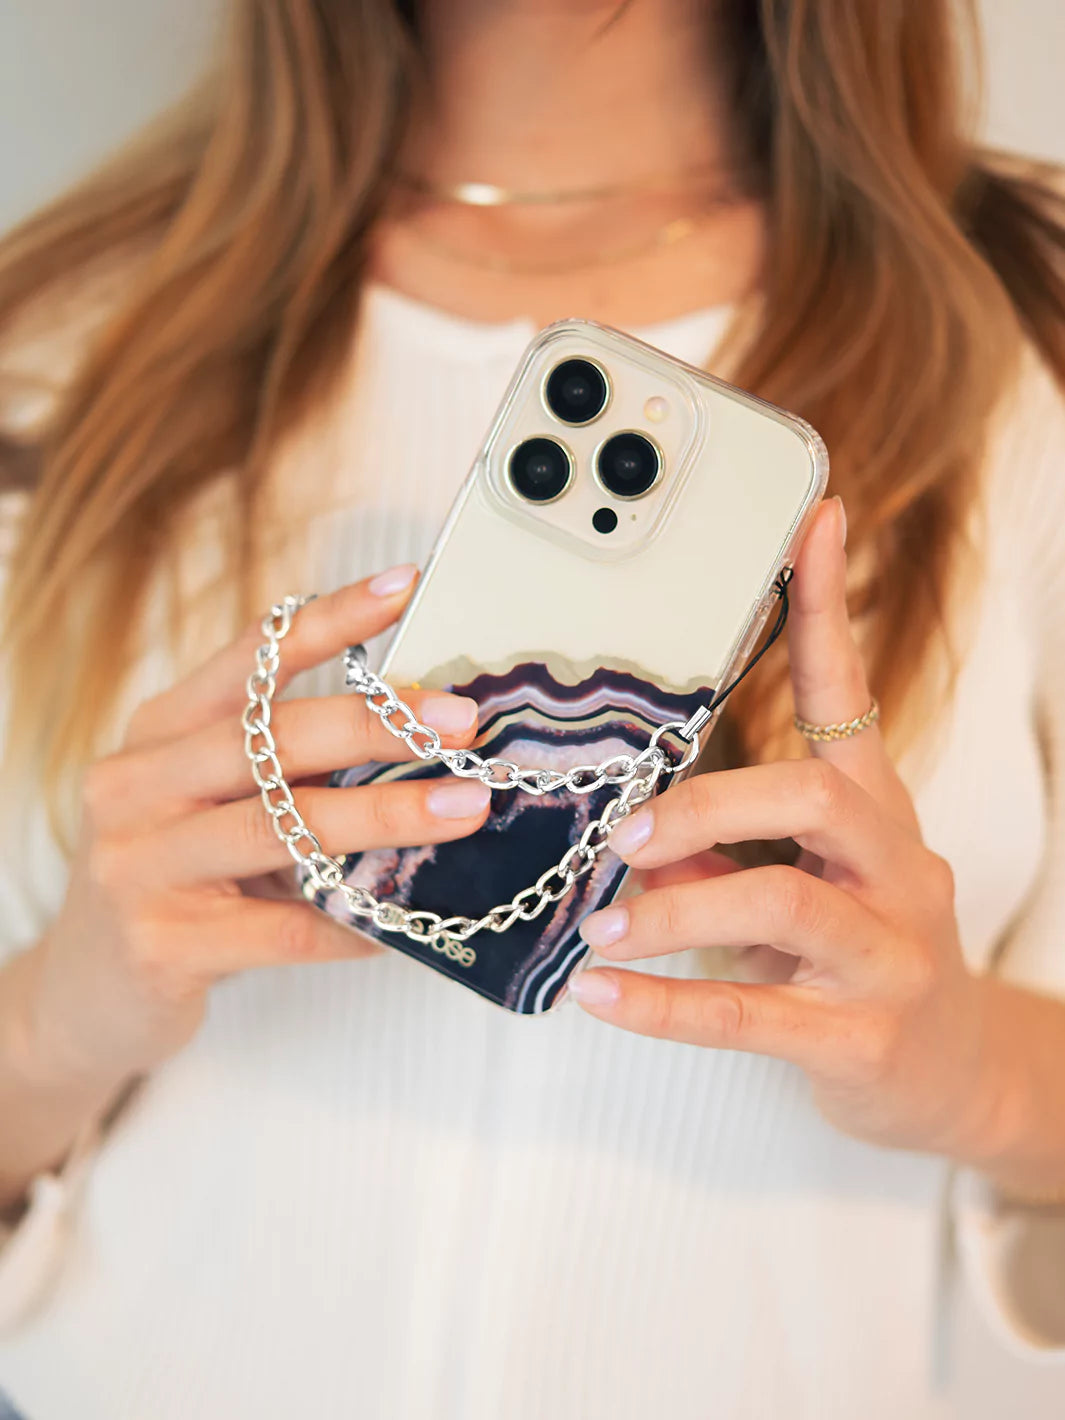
[{"xmin": 794, "ymin": 698, "xmax": 880, "ymax": 743}]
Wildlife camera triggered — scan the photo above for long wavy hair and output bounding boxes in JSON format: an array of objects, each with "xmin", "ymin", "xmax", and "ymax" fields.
[{"xmin": 1, "ymin": 0, "xmax": 1064, "ymax": 844}]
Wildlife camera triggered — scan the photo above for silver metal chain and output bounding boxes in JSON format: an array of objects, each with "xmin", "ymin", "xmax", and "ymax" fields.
[
  {"xmin": 243, "ymin": 596, "xmax": 704, "ymax": 966},
  {"xmin": 340, "ymin": 642, "xmax": 706, "ymax": 794}
]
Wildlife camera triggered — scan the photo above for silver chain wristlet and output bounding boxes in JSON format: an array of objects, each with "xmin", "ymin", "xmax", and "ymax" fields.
[
  {"xmin": 338, "ymin": 641, "xmax": 705, "ymax": 794},
  {"xmin": 242, "ymin": 573, "xmax": 792, "ymax": 964},
  {"xmin": 243, "ymin": 597, "xmax": 702, "ymax": 965}
]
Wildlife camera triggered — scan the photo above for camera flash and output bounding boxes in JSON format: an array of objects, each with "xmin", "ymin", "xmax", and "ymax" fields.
[{"xmin": 644, "ymin": 396, "xmax": 669, "ymax": 424}]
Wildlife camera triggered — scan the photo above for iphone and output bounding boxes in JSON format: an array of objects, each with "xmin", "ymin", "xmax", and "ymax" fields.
[{"xmin": 299, "ymin": 320, "xmax": 828, "ymax": 1014}]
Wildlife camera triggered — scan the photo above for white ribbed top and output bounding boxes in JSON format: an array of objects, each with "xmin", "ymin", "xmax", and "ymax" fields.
[{"xmin": 2, "ymin": 284, "xmax": 1065, "ymax": 1418}]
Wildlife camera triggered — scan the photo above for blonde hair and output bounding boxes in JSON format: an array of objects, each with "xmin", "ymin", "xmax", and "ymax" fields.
[{"xmin": 1, "ymin": 0, "xmax": 1064, "ymax": 843}]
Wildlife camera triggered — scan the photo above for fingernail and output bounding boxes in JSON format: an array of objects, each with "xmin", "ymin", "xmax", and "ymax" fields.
[
  {"xmin": 833, "ymin": 496, "xmax": 847, "ymax": 548},
  {"xmin": 609, "ymin": 810, "xmax": 654, "ymax": 859},
  {"xmin": 420, "ymin": 695, "xmax": 478, "ymax": 735},
  {"xmin": 579, "ymin": 905, "xmax": 629, "ymax": 949},
  {"xmin": 568, "ymin": 970, "xmax": 621, "ymax": 1007},
  {"xmin": 368, "ymin": 563, "xmax": 418, "ymax": 598},
  {"xmin": 427, "ymin": 780, "xmax": 492, "ymax": 819}
]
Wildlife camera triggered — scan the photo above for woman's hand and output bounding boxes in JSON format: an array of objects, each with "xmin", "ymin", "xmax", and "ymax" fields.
[
  {"xmin": 570, "ymin": 499, "xmax": 1000, "ymax": 1162},
  {"xmin": 6, "ymin": 565, "xmax": 491, "ymax": 1119}
]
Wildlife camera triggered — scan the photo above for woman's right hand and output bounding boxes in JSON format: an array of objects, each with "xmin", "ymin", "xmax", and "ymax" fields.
[{"xmin": 11, "ymin": 564, "xmax": 490, "ymax": 1107}]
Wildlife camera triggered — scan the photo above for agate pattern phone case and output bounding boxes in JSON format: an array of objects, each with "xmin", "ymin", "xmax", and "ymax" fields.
[{"xmin": 299, "ymin": 320, "xmax": 828, "ymax": 1014}]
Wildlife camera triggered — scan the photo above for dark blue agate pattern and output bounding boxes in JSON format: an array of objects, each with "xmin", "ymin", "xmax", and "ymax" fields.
[{"xmin": 302, "ymin": 662, "xmax": 712, "ymax": 1014}]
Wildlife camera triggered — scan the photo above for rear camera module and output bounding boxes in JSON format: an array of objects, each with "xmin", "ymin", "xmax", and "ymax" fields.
[
  {"xmin": 595, "ymin": 431, "xmax": 662, "ymax": 500},
  {"xmin": 544, "ymin": 359, "xmax": 609, "ymax": 425},
  {"xmin": 507, "ymin": 436, "xmax": 573, "ymax": 503}
]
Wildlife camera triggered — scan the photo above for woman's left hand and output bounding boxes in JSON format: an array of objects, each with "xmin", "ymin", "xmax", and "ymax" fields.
[{"xmin": 570, "ymin": 497, "xmax": 998, "ymax": 1161}]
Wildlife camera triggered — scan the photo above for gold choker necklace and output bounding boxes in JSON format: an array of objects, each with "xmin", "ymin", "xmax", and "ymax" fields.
[{"xmin": 396, "ymin": 161, "xmax": 740, "ymax": 209}]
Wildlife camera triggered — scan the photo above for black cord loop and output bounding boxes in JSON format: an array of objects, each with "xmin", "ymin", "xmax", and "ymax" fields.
[{"xmin": 704, "ymin": 566, "xmax": 792, "ymax": 717}]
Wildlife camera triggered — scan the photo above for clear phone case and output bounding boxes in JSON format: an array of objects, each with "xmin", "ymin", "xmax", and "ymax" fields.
[{"xmin": 298, "ymin": 320, "xmax": 828, "ymax": 1014}]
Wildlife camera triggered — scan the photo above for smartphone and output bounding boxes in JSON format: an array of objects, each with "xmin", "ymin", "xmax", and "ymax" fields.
[{"xmin": 299, "ymin": 320, "xmax": 828, "ymax": 1015}]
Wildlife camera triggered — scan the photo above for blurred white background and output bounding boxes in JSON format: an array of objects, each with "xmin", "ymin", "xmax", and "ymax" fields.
[
  {"xmin": 0, "ymin": 1, "xmax": 1063, "ymax": 231},
  {"xmin": 0, "ymin": 0, "xmax": 219, "ymax": 231}
]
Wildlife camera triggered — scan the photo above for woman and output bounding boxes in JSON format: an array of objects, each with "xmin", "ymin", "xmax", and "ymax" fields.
[{"xmin": 0, "ymin": 1, "xmax": 1064, "ymax": 1415}]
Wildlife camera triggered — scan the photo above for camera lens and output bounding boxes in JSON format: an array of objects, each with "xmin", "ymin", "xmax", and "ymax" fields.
[
  {"xmin": 544, "ymin": 359, "xmax": 609, "ymax": 425},
  {"xmin": 595, "ymin": 431, "xmax": 662, "ymax": 500},
  {"xmin": 507, "ymin": 437, "xmax": 573, "ymax": 503}
]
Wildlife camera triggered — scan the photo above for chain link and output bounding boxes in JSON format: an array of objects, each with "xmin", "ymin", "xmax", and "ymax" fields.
[
  {"xmin": 244, "ymin": 596, "xmax": 702, "ymax": 966},
  {"xmin": 341, "ymin": 644, "xmax": 705, "ymax": 793}
]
